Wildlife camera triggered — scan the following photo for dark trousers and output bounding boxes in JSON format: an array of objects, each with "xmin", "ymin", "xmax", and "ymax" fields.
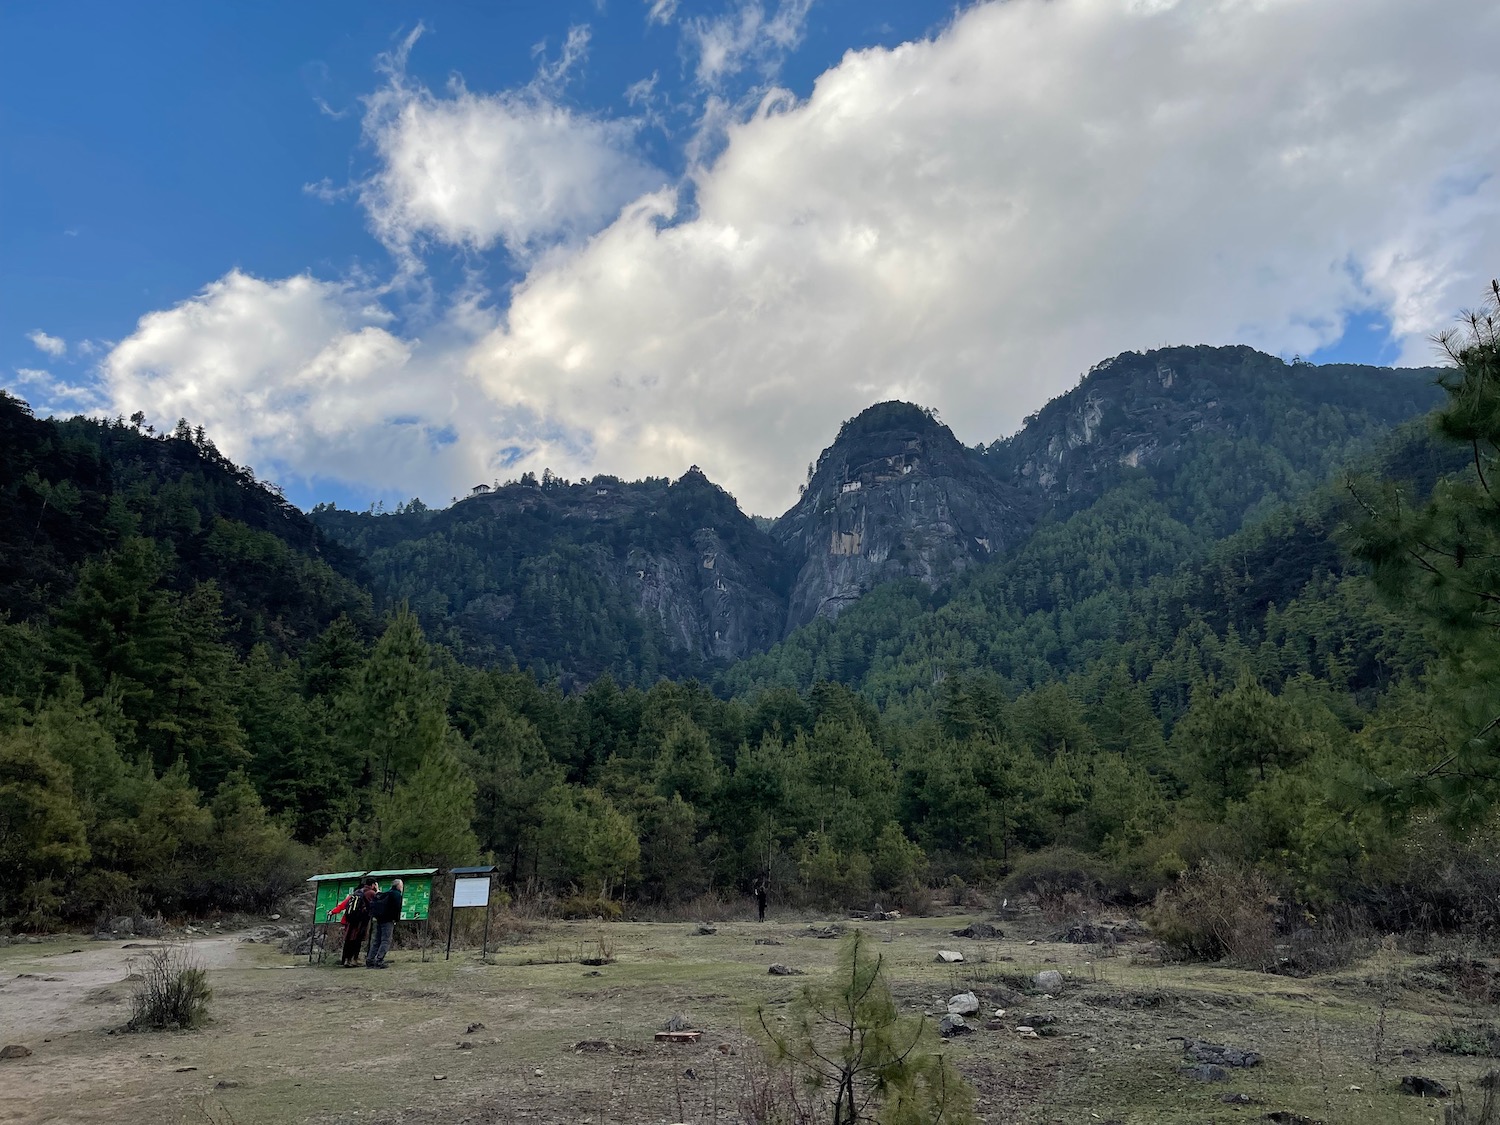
[
  {"xmin": 368, "ymin": 921, "xmax": 394, "ymax": 965},
  {"xmin": 341, "ymin": 921, "xmax": 367, "ymax": 964}
]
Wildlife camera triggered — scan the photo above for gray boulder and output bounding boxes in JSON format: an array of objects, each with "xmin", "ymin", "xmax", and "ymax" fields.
[
  {"xmin": 946, "ymin": 992, "xmax": 980, "ymax": 1015},
  {"xmin": 934, "ymin": 950, "xmax": 965, "ymax": 963},
  {"xmin": 1033, "ymin": 970, "xmax": 1064, "ymax": 992},
  {"xmin": 1184, "ymin": 1039, "xmax": 1262, "ymax": 1068}
]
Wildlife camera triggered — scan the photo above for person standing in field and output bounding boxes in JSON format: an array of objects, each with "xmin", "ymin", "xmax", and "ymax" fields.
[
  {"xmin": 753, "ymin": 878, "xmax": 768, "ymax": 923},
  {"xmin": 366, "ymin": 879, "xmax": 404, "ymax": 969},
  {"xmin": 330, "ymin": 879, "xmax": 376, "ymax": 967}
]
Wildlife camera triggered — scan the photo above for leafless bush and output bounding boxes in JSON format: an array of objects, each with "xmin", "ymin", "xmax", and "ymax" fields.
[
  {"xmin": 737, "ymin": 1055, "xmax": 821, "ymax": 1125},
  {"xmin": 128, "ymin": 942, "xmax": 212, "ymax": 1030},
  {"xmin": 1278, "ymin": 906, "xmax": 1377, "ymax": 974},
  {"xmin": 1446, "ymin": 1074, "xmax": 1500, "ymax": 1125},
  {"xmin": 1145, "ymin": 862, "xmax": 1278, "ymax": 969}
]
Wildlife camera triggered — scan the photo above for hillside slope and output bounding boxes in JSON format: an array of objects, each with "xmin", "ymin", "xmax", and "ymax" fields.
[{"xmin": 0, "ymin": 392, "xmax": 371, "ymax": 652}]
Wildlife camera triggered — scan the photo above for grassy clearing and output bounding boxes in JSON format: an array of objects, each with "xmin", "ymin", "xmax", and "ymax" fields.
[{"xmin": 0, "ymin": 908, "xmax": 1496, "ymax": 1124}]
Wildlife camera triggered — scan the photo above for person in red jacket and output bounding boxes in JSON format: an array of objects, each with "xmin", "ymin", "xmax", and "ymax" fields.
[{"xmin": 330, "ymin": 880, "xmax": 377, "ymax": 967}]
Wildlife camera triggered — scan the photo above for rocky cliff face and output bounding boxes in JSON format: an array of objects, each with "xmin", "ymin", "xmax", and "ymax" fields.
[
  {"xmin": 773, "ymin": 402, "xmax": 1025, "ymax": 633},
  {"xmin": 982, "ymin": 345, "xmax": 1444, "ymax": 520}
]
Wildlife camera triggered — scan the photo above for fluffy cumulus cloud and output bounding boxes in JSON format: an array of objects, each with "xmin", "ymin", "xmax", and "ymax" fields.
[
  {"xmin": 102, "ymin": 0, "xmax": 1500, "ymax": 515},
  {"xmin": 102, "ymin": 271, "xmax": 498, "ymax": 499},
  {"xmin": 359, "ymin": 32, "xmax": 664, "ymax": 260}
]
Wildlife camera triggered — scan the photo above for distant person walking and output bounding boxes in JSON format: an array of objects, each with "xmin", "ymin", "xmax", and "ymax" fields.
[
  {"xmin": 366, "ymin": 879, "xmax": 404, "ymax": 969},
  {"xmin": 330, "ymin": 878, "xmax": 376, "ymax": 967},
  {"xmin": 753, "ymin": 879, "xmax": 768, "ymax": 923}
]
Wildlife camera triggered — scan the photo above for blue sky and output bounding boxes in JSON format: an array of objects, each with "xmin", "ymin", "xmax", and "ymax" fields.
[{"xmin": 4, "ymin": 0, "xmax": 1497, "ymax": 514}]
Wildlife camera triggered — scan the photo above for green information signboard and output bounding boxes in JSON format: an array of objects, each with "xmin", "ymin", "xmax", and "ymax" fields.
[
  {"xmin": 311, "ymin": 871, "xmax": 368, "ymax": 924},
  {"xmin": 365, "ymin": 868, "xmax": 436, "ymax": 921},
  {"xmin": 310, "ymin": 882, "xmax": 366, "ymax": 924}
]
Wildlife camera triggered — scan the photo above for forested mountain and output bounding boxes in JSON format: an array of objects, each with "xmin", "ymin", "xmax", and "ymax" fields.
[
  {"xmin": 0, "ymin": 392, "xmax": 371, "ymax": 653},
  {"xmin": 981, "ymin": 345, "xmax": 1444, "ymax": 535},
  {"xmin": 309, "ymin": 466, "xmax": 790, "ymax": 684},
  {"xmin": 311, "ymin": 346, "xmax": 1442, "ymax": 683}
]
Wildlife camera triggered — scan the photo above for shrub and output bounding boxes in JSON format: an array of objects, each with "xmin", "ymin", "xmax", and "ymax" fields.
[
  {"xmin": 128, "ymin": 943, "xmax": 212, "ymax": 1030},
  {"xmin": 1444, "ymin": 1076, "xmax": 1500, "ymax": 1125},
  {"xmin": 1435, "ymin": 1025, "xmax": 1500, "ymax": 1057},
  {"xmin": 1004, "ymin": 847, "xmax": 1112, "ymax": 919},
  {"xmin": 559, "ymin": 894, "xmax": 622, "ymax": 920},
  {"xmin": 1146, "ymin": 862, "xmax": 1278, "ymax": 968}
]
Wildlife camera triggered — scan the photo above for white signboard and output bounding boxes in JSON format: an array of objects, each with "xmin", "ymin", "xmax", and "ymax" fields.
[{"xmin": 453, "ymin": 877, "xmax": 491, "ymax": 909}]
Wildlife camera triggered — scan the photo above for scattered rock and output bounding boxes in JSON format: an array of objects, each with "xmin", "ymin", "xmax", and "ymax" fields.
[
  {"xmin": 1060, "ymin": 923, "xmax": 1121, "ymax": 944},
  {"xmin": 1015, "ymin": 1027, "xmax": 1041, "ymax": 1040},
  {"xmin": 1180, "ymin": 1065, "xmax": 1229, "ymax": 1082},
  {"xmin": 0, "ymin": 1045, "xmax": 32, "ymax": 1060},
  {"xmin": 663, "ymin": 1014, "xmax": 693, "ymax": 1033},
  {"xmin": 1220, "ymin": 1093, "xmax": 1256, "ymax": 1105},
  {"xmin": 1263, "ymin": 1113, "xmax": 1323, "ymax": 1124},
  {"xmin": 951, "ymin": 922, "xmax": 1003, "ymax": 940},
  {"xmin": 573, "ymin": 1040, "xmax": 614, "ymax": 1053},
  {"xmin": 1185, "ymin": 1040, "xmax": 1262, "ymax": 1068},
  {"xmin": 175, "ymin": 1066, "xmax": 198, "ymax": 1073},
  {"xmin": 1033, "ymin": 970, "xmax": 1064, "ymax": 992},
  {"xmin": 768, "ymin": 964, "xmax": 804, "ymax": 976},
  {"xmin": 808, "ymin": 925, "xmax": 844, "ymax": 940},
  {"xmin": 984, "ymin": 1020, "xmax": 1006, "ymax": 1031},
  {"xmin": 214, "ymin": 1080, "xmax": 241, "ymax": 1090},
  {"xmin": 583, "ymin": 970, "xmax": 602, "ymax": 977},
  {"xmin": 1019, "ymin": 1012, "xmax": 1057, "ymax": 1027},
  {"xmin": 457, "ymin": 1042, "xmax": 475, "ymax": 1050},
  {"xmin": 934, "ymin": 950, "xmax": 965, "ymax": 964},
  {"xmin": 465, "ymin": 1022, "xmax": 485, "ymax": 1034},
  {"xmin": 693, "ymin": 923, "xmax": 718, "ymax": 936},
  {"xmin": 269, "ymin": 914, "xmax": 281, "ymax": 921},
  {"xmin": 433, "ymin": 1075, "xmax": 447, "ymax": 1081},
  {"xmin": 947, "ymin": 992, "xmax": 980, "ymax": 1016},
  {"xmin": 939, "ymin": 1015, "xmax": 973, "ymax": 1038},
  {"xmin": 753, "ymin": 938, "xmax": 784, "ymax": 946},
  {"xmin": 1399, "ymin": 1076, "xmax": 1450, "ymax": 1098}
]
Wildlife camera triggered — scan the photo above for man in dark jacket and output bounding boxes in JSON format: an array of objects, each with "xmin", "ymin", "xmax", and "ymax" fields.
[{"xmin": 366, "ymin": 879, "xmax": 404, "ymax": 968}]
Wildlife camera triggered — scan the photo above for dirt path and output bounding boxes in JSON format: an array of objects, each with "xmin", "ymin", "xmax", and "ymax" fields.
[{"xmin": 0, "ymin": 936, "xmax": 250, "ymax": 1040}]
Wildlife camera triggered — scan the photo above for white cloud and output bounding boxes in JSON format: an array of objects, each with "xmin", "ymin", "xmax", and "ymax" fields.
[
  {"xmin": 457, "ymin": 0, "xmax": 1500, "ymax": 513},
  {"xmin": 99, "ymin": 0, "xmax": 1500, "ymax": 516},
  {"xmin": 14, "ymin": 367, "xmax": 104, "ymax": 414},
  {"xmin": 100, "ymin": 271, "xmax": 498, "ymax": 499},
  {"xmin": 686, "ymin": 0, "xmax": 813, "ymax": 88},
  {"xmin": 358, "ymin": 29, "xmax": 663, "ymax": 262},
  {"xmin": 27, "ymin": 330, "xmax": 66, "ymax": 357},
  {"xmin": 645, "ymin": 0, "xmax": 678, "ymax": 27}
]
